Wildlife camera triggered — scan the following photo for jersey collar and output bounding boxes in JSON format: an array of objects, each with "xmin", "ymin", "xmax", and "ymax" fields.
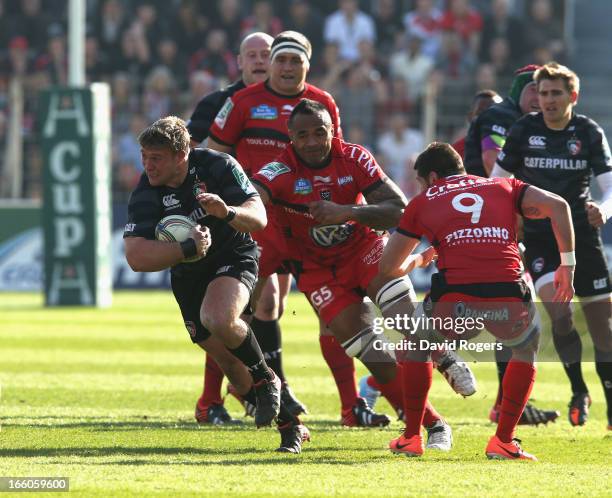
[{"xmin": 264, "ymin": 80, "xmax": 307, "ymax": 99}]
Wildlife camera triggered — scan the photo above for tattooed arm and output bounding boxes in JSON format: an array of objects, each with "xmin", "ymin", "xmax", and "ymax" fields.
[{"xmin": 308, "ymin": 178, "xmax": 407, "ymax": 230}]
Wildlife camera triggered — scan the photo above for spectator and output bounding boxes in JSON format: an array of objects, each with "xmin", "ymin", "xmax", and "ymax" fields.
[
  {"xmin": 95, "ymin": 0, "xmax": 128, "ymax": 61},
  {"xmin": 173, "ymin": 1, "xmax": 209, "ymax": 55},
  {"xmin": 439, "ymin": 0, "xmax": 483, "ymax": 58},
  {"xmin": 180, "ymin": 70, "xmax": 219, "ymax": 120},
  {"xmin": 241, "ymin": 0, "xmax": 283, "ymax": 38},
  {"xmin": 33, "ymin": 23, "xmax": 67, "ymax": 86},
  {"xmin": 313, "ymin": 42, "xmax": 350, "ymax": 96},
  {"xmin": 155, "ymin": 37, "xmax": 188, "ymax": 91},
  {"xmin": 189, "ymin": 29, "xmax": 238, "ymax": 83},
  {"xmin": 85, "ymin": 31, "xmax": 112, "ymax": 83},
  {"xmin": 402, "ymin": 0, "xmax": 443, "ymax": 60},
  {"xmin": 216, "ymin": 0, "xmax": 243, "ymax": 52},
  {"xmin": 2, "ymin": 37, "xmax": 32, "ymax": 79},
  {"xmin": 141, "ymin": 66, "xmax": 178, "ymax": 123},
  {"xmin": 372, "ymin": 0, "xmax": 404, "ymax": 57},
  {"xmin": 285, "ymin": 0, "xmax": 324, "ymax": 67},
  {"xmin": 375, "ymin": 113, "xmax": 424, "ymax": 198},
  {"xmin": 479, "ymin": 0, "xmax": 525, "ymax": 63},
  {"xmin": 114, "ymin": 24, "xmax": 152, "ymax": 87},
  {"xmin": 435, "ymin": 30, "xmax": 477, "ymax": 79},
  {"xmin": 389, "ymin": 34, "xmax": 434, "ymax": 100},
  {"xmin": 324, "ymin": 0, "xmax": 376, "ymax": 63},
  {"xmin": 12, "ymin": 0, "xmax": 51, "ymax": 54},
  {"xmin": 474, "ymin": 63, "xmax": 498, "ymax": 92},
  {"xmin": 376, "ymin": 77, "xmax": 416, "ymax": 132},
  {"xmin": 486, "ymin": 37, "xmax": 514, "ymax": 84},
  {"xmin": 523, "ymin": 0, "xmax": 565, "ymax": 63},
  {"xmin": 111, "ymin": 72, "xmax": 140, "ymax": 136}
]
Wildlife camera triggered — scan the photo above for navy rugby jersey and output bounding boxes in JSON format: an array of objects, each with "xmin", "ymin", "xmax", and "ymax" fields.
[
  {"xmin": 123, "ymin": 148, "xmax": 259, "ymax": 273},
  {"xmin": 187, "ymin": 80, "xmax": 246, "ymax": 144},
  {"xmin": 498, "ymin": 112, "xmax": 612, "ymax": 234},
  {"xmin": 464, "ymin": 98, "xmax": 522, "ymax": 177}
]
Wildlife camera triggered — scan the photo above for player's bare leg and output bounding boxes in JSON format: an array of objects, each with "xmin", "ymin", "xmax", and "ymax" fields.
[{"xmin": 201, "ymin": 276, "xmax": 280, "ymax": 427}]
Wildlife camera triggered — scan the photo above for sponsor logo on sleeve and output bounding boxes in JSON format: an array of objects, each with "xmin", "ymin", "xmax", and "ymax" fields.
[
  {"xmin": 250, "ymin": 104, "xmax": 278, "ymax": 120},
  {"xmin": 258, "ymin": 162, "xmax": 291, "ymax": 181},
  {"xmin": 232, "ymin": 164, "xmax": 257, "ymax": 194},
  {"xmin": 214, "ymin": 98, "xmax": 234, "ymax": 129},
  {"xmin": 492, "ymin": 124, "xmax": 506, "ymax": 135}
]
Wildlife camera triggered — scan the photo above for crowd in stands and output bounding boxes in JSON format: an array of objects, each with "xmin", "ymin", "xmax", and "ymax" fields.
[{"xmin": 0, "ymin": 0, "xmax": 567, "ymax": 201}]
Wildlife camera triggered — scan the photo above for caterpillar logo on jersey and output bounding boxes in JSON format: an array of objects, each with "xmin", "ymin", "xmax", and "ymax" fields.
[
  {"xmin": 250, "ymin": 104, "xmax": 278, "ymax": 120},
  {"xmin": 162, "ymin": 194, "xmax": 180, "ymax": 208},
  {"xmin": 259, "ymin": 162, "xmax": 291, "ymax": 181},
  {"xmin": 528, "ymin": 135, "xmax": 546, "ymax": 148},
  {"xmin": 567, "ymin": 138, "xmax": 582, "ymax": 156},
  {"xmin": 593, "ymin": 277, "xmax": 607, "ymax": 290},
  {"xmin": 492, "ymin": 124, "xmax": 506, "ymax": 135},
  {"xmin": 310, "ymin": 223, "xmax": 354, "ymax": 247},
  {"xmin": 214, "ymin": 98, "xmax": 233, "ymax": 129}
]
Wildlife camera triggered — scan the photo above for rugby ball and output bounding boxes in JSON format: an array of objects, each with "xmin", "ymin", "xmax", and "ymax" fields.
[{"xmin": 155, "ymin": 215, "xmax": 203, "ymax": 262}]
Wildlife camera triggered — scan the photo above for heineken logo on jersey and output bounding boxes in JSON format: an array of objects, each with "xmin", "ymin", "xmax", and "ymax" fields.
[
  {"xmin": 214, "ymin": 98, "xmax": 233, "ymax": 129},
  {"xmin": 567, "ymin": 138, "xmax": 582, "ymax": 156},
  {"xmin": 259, "ymin": 162, "xmax": 290, "ymax": 181},
  {"xmin": 250, "ymin": 104, "xmax": 278, "ymax": 120},
  {"xmin": 231, "ymin": 164, "xmax": 257, "ymax": 195},
  {"xmin": 294, "ymin": 178, "xmax": 313, "ymax": 195}
]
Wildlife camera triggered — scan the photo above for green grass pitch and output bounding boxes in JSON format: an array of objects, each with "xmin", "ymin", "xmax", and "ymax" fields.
[{"xmin": 1, "ymin": 291, "xmax": 610, "ymax": 497}]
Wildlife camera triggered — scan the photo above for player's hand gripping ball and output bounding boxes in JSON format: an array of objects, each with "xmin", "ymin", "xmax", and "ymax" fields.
[{"xmin": 155, "ymin": 215, "xmax": 210, "ymax": 262}]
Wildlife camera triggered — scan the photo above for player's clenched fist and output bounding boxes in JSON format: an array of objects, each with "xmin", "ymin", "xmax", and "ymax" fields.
[
  {"xmin": 197, "ymin": 192, "xmax": 230, "ymax": 219},
  {"xmin": 191, "ymin": 225, "xmax": 211, "ymax": 257}
]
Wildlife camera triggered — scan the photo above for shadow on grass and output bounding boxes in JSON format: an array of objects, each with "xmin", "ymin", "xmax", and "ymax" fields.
[{"xmin": 2, "ymin": 417, "xmax": 392, "ymax": 433}]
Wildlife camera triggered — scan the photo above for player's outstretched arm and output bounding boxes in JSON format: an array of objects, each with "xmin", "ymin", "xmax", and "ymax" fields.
[{"xmin": 521, "ymin": 185, "xmax": 575, "ymax": 302}]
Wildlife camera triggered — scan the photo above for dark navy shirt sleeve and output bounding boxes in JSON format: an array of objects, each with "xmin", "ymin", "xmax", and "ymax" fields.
[
  {"xmin": 589, "ymin": 121, "xmax": 612, "ymax": 176},
  {"xmin": 497, "ymin": 119, "xmax": 526, "ymax": 174},
  {"xmin": 123, "ymin": 175, "xmax": 162, "ymax": 239},
  {"xmin": 187, "ymin": 92, "xmax": 224, "ymax": 143},
  {"xmin": 209, "ymin": 153, "xmax": 259, "ymax": 206}
]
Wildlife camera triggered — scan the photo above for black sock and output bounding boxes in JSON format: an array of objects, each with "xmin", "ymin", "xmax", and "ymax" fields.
[
  {"xmin": 243, "ymin": 387, "xmax": 296, "ymax": 425},
  {"xmin": 494, "ymin": 344, "xmax": 512, "ymax": 406},
  {"xmin": 251, "ymin": 317, "xmax": 285, "ymax": 382},
  {"xmin": 229, "ymin": 328, "xmax": 272, "ymax": 383},
  {"xmin": 553, "ymin": 328, "xmax": 588, "ymax": 394},
  {"xmin": 595, "ymin": 349, "xmax": 612, "ymax": 423}
]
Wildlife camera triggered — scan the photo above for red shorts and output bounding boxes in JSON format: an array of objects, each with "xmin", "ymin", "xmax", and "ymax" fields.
[
  {"xmin": 297, "ymin": 235, "xmax": 386, "ymax": 324},
  {"xmin": 427, "ymin": 277, "xmax": 538, "ymax": 347},
  {"xmin": 252, "ymin": 216, "xmax": 289, "ymax": 278}
]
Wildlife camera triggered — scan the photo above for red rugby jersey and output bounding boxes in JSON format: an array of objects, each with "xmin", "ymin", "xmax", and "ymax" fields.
[
  {"xmin": 209, "ymin": 81, "xmax": 342, "ymax": 176},
  {"xmin": 252, "ymin": 138, "xmax": 385, "ymax": 267},
  {"xmin": 397, "ymin": 175, "xmax": 528, "ymax": 284}
]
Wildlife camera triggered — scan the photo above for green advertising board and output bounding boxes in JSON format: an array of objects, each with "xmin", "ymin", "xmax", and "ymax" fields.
[{"xmin": 39, "ymin": 84, "xmax": 112, "ymax": 306}]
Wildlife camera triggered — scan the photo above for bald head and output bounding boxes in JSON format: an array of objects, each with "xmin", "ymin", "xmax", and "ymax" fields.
[{"xmin": 238, "ymin": 32, "xmax": 273, "ymax": 85}]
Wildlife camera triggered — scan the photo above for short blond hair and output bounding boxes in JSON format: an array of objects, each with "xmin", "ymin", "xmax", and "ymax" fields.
[
  {"xmin": 138, "ymin": 116, "xmax": 190, "ymax": 154},
  {"xmin": 535, "ymin": 62, "xmax": 580, "ymax": 94}
]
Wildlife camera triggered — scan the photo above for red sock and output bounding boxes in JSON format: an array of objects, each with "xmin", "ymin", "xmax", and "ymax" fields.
[
  {"xmin": 422, "ymin": 400, "xmax": 442, "ymax": 427},
  {"xmin": 402, "ymin": 361, "xmax": 433, "ymax": 437},
  {"xmin": 198, "ymin": 354, "xmax": 224, "ymax": 407},
  {"xmin": 369, "ymin": 365, "xmax": 404, "ymax": 414},
  {"xmin": 496, "ymin": 360, "xmax": 536, "ymax": 443},
  {"xmin": 319, "ymin": 335, "xmax": 358, "ymax": 411}
]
